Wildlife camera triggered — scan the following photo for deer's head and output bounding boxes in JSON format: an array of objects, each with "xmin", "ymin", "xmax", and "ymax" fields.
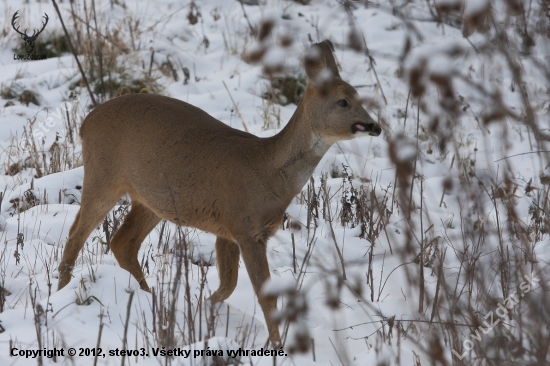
[{"xmin": 303, "ymin": 41, "xmax": 381, "ymax": 145}]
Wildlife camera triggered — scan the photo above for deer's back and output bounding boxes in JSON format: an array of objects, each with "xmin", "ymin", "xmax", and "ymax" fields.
[
  {"xmin": 81, "ymin": 93, "xmax": 253, "ymax": 142},
  {"xmin": 80, "ymin": 94, "xmax": 282, "ymax": 239}
]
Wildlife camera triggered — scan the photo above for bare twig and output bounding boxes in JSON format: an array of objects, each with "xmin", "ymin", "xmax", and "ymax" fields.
[
  {"xmin": 52, "ymin": 0, "xmax": 98, "ymax": 107},
  {"xmin": 222, "ymin": 81, "xmax": 249, "ymax": 132}
]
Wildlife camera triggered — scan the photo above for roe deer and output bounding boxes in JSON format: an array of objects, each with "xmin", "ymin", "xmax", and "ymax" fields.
[{"xmin": 57, "ymin": 40, "xmax": 381, "ymax": 345}]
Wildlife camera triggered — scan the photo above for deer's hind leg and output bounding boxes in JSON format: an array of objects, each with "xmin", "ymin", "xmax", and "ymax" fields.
[
  {"xmin": 209, "ymin": 237, "xmax": 240, "ymax": 303},
  {"xmin": 109, "ymin": 201, "xmax": 160, "ymax": 292},
  {"xmin": 58, "ymin": 180, "xmax": 122, "ymax": 290}
]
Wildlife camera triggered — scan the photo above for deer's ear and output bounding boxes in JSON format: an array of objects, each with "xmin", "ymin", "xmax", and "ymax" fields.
[{"xmin": 305, "ymin": 40, "xmax": 340, "ymax": 82}]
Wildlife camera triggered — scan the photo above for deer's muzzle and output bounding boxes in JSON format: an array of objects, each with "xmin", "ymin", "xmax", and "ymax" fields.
[{"xmin": 352, "ymin": 122, "xmax": 382, "ymax": 136}]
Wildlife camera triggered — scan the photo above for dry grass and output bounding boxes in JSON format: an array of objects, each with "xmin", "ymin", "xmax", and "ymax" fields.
[{"xmin": 1, "ymin": 1, "xmax": 549, "ymax": 365}]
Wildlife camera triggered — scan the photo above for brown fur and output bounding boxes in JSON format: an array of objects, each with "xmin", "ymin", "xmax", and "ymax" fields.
[{"xmin": 57, "ymin": 40, "xmax": 381, "ymax": 345}]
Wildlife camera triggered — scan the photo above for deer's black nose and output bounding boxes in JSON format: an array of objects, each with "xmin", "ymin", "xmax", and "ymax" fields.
[{"xmin": 352, "ymin": 122, "xmax": 382, "ymax": 136}]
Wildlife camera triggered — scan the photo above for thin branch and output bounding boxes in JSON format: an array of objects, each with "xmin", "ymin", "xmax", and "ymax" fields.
[
  {"xmin": 494, "ymin": 150, "xmax": 550, "ymax": 162},
  {"xmin": 52, "ymin": 0, "xmax": 98, "ymax": 107},
  {"xmin": 222, "ymin": 81, "xmax": 249, "ymax": 132}
]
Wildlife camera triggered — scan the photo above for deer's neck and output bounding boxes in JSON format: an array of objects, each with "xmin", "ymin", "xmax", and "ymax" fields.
[{"xmin": 267, "ymin": 101, "xmax": 333, "ymax": 197}]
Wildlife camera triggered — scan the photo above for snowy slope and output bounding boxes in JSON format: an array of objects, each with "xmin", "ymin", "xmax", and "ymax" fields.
[{"xmin": 1, "ymin": 1, "xmax": 549, "ymax": 365}]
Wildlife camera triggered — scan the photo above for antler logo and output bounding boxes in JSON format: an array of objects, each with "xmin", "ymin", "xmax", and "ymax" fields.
[{"xmin": 12, "ymin": 11, "xmax": 49, "ymax": 55}]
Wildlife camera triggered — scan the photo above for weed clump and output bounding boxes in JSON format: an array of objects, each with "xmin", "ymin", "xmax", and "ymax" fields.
[
  {"xmin": 0, "ymin": 82, "xmax": 40, "ymax": 106},
  {"xmin": 18, "ymin": 90, "xmax": 40, "ymax": 106},
  {"xmin": 267, "ymin": 76, "xmax": 306, "ymax": 105},
  {"xmin": 12, "ymin": 33, "xmax": 70, "ymax": 58},
  {"xmin": 92, "ymin": 76, "xmax": 162, "ymax": 98}
]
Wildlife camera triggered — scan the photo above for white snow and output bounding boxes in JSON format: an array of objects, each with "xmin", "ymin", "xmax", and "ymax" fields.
[{"xmin": 0, "ymin": 0, "xmax": 549, "ymax": 365}]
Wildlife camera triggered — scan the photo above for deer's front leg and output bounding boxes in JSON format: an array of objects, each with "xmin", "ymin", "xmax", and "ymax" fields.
[{"xmin": 237, "ymin": 236, "xmax": 281, "ymax": 346}]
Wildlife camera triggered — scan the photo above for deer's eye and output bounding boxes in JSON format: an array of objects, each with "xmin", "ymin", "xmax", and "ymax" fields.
[{"xmin": 337, "ymin": 99, "xmax": 348, "ymax": 107}]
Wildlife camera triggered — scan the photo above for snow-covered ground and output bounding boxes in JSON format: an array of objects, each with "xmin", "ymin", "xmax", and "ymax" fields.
[{"xmin": 1, "ymin": 0, "xmax": 549, "ymax": 365}]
